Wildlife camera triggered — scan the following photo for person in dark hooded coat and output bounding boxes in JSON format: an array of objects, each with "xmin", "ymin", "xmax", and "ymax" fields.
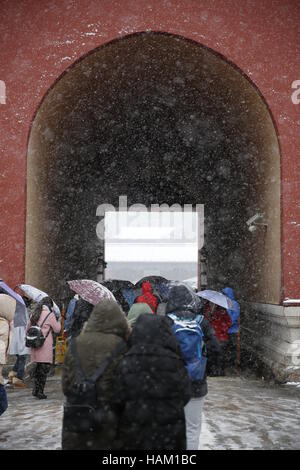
[
  {"xmin": 166, "ymin": 284, "xmax": 221, "ymax": 450},
  {"xmin": 113, "ymin": 313, "xmax": 191, "ymax": 450},
  {"xmin": 61, "ymin": 300, "xmax": 130, "ymax": 450}
]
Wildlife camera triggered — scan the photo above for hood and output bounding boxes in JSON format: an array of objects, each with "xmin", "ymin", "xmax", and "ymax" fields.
[
  {"xmin": 166, "ymin": 284, "xmax": 202, "ymax": 315},
  {"xmin": 142, "ymin": 281, "xmax": 152, "ymax": 294},
  {"xmin": 129, "ymin": 313, "xmax": 179, "ymax": 352},
  {"xmin": 127, "ymin": 302, "xmax": 153, "ymax": 325},
  {"xmin": 84, "ymin": 299, "xmax": 130, "ymax": 339},
  {"xmin": 222, "ymin": 287, "xmax": 235, "ymax": 301}
]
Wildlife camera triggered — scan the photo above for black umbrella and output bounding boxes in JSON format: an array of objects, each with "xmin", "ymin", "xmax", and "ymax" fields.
[
  {"xmin": 100, "ymin": 279, "xmax": 135, "ymax": 314},
  {"xmin": 101, "ymin": 279, "xmax": 135, "ymax": 292},
  {"xmin": 134, "ymin": 276, "xmax": 168, "ymax": 289}
]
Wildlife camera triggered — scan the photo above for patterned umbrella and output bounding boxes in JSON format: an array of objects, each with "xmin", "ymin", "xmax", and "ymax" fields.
[{"xmin": 68, "ymin": 279, "xmax": 116, "ymax": 306}]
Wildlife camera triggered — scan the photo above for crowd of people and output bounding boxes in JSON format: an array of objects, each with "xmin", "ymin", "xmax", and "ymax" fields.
[{"xmin": 0, "ymin": 278, "xmax": 240, "ymax": 450}]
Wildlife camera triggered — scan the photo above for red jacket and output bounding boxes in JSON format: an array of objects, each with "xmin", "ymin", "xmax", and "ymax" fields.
[
  {"xmin": 205, "ymin": 304, "xmax": 231, "ymax": 342},
  {"xmin": 136, "ymin": 282, "xmax": 158, "ymax": 313}
]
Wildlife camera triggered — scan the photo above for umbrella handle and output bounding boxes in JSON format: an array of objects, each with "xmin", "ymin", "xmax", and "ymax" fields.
[
  {"xmin": 237, "ymin": 317, "xmax": 241, "ymax": 374},
  {"xmin": 61, "ymin": 307, "xmax": 66, "ymax": 331}
]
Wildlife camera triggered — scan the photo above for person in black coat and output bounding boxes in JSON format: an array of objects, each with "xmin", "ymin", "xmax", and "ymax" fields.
[
  {"xmin": 67, "ymin": 298, "xmax": 93, "ymax": 339},
  {"xmin": 113, "ymin": 313, "xmax": 191, "ymax": 450},
  {"xmin": 166, "ymin": 284, "xmax": 221, "ymax": 449}
]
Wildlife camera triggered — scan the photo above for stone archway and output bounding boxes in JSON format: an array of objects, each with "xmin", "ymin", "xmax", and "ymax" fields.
[{"xmin": 26, "ymin": 32, "xmax": 281, "ymax": 307}]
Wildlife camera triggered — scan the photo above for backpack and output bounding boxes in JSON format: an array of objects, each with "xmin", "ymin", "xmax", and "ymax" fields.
[
  {"xmin": 25, "ymin": 312, "xmax": 52, "ymax": 349},
  {"xmin": 168, "ymin": 314, "xmax": 207, "ymax": 381},
  {"xmin": 63, "ymin": 338, "xmax": 126, "ymax": 433}
]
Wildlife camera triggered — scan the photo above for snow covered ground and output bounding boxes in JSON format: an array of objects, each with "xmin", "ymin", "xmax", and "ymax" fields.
[
  {"xmin": 0, "ymin": 375, "xmax": 299, "ymax": 450},
  {"xmin": 200, "ymin": 377, "xmax": 300, "ymax": 450}
]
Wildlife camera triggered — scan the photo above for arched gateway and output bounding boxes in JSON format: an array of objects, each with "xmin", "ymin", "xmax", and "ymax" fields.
[
  {"xmin": 1, "ymin": 0, "xmax": 300, "ymax": 382},
  {"xmin": 26, "ymin": 32, "xmax": 281, "ymax": 302},
  {"xmin": 25, "ymin": 32, "xmax": 291, "ymax": 379}
]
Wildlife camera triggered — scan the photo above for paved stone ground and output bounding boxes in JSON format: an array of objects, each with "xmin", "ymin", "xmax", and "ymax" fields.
[
  {"xmin": 200, "ymin": 377, "xmax": 300, "ymax": 450},
  {"xmin": 0, "ymin": 375, "xmax": 299, "ymax": 450}
]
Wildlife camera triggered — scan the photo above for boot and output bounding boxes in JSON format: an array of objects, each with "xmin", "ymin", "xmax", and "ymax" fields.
[
  {"xmin": 12, "ymin": 377, "xmax": 26, "ymax": 389},
  {"xmin": 34, "ymin": 363, "xmax": 50, "ymax": 399},
  {"xmin": 8, "ymin": 371, "xmax": 17, "ymax": 383}
]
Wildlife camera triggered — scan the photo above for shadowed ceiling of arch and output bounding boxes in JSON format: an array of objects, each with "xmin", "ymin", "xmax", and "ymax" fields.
[{"xmin": 27, "ymin": 32, "xmax": 280, "ymax": 302}]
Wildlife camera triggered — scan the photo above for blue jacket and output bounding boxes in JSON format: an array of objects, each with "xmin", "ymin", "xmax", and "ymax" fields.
[
  {"xmin": 64, "ymin": 298, "xmax": 77, "ymax": 331},
  {"xmin": 222, "ymin": 287, "xmax": 240, "ymax": 335}
]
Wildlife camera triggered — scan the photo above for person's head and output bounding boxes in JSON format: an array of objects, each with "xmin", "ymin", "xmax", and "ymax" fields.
[
  {"xmin": 41, "ymin": 296, "xmax": 54, "ymax": 311},
  {"xmin": 31, "ymin": 296, "xmax": 53, "ymax": 325},
  {"xmin": 73, "ymin": 297, "xmax": 93, "ymax": 319},
  {"xmin": 166, "ymin": 284, "xmax": 202, "ymax": 316},
  {"xmin": 127, "ymin": 302, "xmax": 153, "ymax": 326},
  {"xmin": 22, "ymin": 296, "xmax": 31, "ymax": 308},
  {"xmin": 129, "ymin": 313, "xmax": 179, "ymax": 352},
  {"xmin": 84, "ymin": 299, "xmax": 130, "ymax": 340}
]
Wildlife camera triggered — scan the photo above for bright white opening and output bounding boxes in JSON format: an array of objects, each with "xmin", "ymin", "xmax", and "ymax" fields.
[{"xmin": 104, "ymin": 210, "xmax": 202, "ymax": 284}]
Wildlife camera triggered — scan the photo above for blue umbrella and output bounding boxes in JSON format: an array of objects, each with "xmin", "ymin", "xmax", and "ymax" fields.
[
  {"xmin": 0, "ymin": 281, "xmax": 25, "ymax": 306},
  {"xmin": 0, "ymin": 281, "xmax": 27, "ymax": 327}
]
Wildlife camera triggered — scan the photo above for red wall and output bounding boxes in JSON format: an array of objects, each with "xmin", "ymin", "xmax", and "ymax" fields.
[{"xmin": 0, "ymin": 0, "xmax": 299, "ymax": 301}]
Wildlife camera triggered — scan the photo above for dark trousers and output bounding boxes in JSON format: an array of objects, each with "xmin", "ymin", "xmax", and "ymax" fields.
[
  {"xmin": 224, "ymin": 334, "xmax": 238, "ymax": 370},
  {"xmin": 207, "ymin": 341, "xmax": 229, "ymax": 376},
  {"xmin": 33, "ymin": 363, "xmax": 51, "ymax": 395},
  {"xmin": 0, "ymin": 384, "xmax": 8, "ymax": 416},
  {"xmin": 12, "ymin": 355, "xmax": 27, "ymax": 380}
]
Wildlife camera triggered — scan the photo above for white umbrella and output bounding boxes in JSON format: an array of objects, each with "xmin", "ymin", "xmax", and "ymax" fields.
[
  {"xmin": 196, "ymin": 289, "xmax": 237, "ymax": 311},
  {"xmin": 18, "ymin": 284, "xmax": 61, "ymax": 317},
  {"xmin": 68, "ymin": 279, "xmax": 116, "ymax": 306},
  {"xmin": 182, "ymin": 277, "xmax": 198, "ymax": 290}
]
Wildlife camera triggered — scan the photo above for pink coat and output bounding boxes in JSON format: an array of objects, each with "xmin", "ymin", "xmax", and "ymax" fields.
[{"xmin": 26, "ymin": 306, "xmax": 61, "ymax": 364}]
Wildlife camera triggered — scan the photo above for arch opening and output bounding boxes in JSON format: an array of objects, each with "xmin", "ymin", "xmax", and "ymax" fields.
[{"xmin": 26, "ymin": 32, "xmax": 281, "ymax": 304}]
